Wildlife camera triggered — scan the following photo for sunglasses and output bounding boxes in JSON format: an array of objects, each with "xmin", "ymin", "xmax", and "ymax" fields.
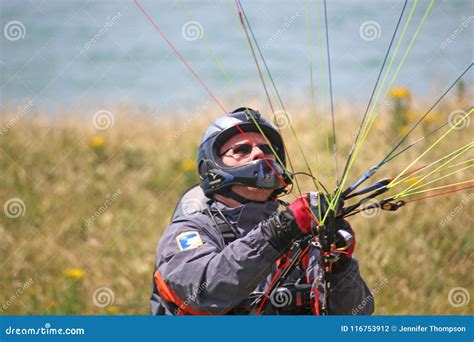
[{"xmin": 219, "ymin": 143, "xmax": 277, "ymax": 157}]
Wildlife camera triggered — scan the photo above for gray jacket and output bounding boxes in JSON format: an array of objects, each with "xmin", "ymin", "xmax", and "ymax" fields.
[{"xmin": 150, "ymin": 185, "xmax": 374, "ymax": 315}]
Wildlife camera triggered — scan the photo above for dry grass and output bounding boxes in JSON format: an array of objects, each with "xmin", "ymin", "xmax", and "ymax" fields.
[{"xmin": 0, "ymin": 97, "xmax": 472, "ymax": 315}]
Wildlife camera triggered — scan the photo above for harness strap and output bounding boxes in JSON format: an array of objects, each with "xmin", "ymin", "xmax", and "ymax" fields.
[{"xmin": 206, "ymin": 208, "xmax": 240, "ymax": 245}]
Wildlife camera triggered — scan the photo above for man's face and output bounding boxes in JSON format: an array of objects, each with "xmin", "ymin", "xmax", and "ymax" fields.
[
  {"xmin": 219, "ymin": 131, "xmax": 276, "ymax": 167},
  {"xmin": 217, "ymin": 132, "xmax": 276, "ymax": 204}
]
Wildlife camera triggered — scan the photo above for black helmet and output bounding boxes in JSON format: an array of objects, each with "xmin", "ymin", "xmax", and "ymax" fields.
[{"xmin": 197, "ymin": 107, "xmax": 292, "ymax": 200}]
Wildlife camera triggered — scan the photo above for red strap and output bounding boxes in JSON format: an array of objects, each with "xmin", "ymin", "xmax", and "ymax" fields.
[
  {"xmin": 154, "ymin": 270, "xmax": 211, "ymax": 315},
  {"xmin": 301, "ymin": 251, "xmax": 310, "ymax": 270}
]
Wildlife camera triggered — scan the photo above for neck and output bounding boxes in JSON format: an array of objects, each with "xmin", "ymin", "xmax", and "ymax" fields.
[
  {"xmin": 214, "ymin": 194, "xmax": 242, "ymax": 208},
  {"xmin": 214, "ymin": 188, "xmax": 272, "ymax": 208}
]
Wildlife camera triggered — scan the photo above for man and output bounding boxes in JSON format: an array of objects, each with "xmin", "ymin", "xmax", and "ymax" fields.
[{"xmin": 150, "ymin": 107, "xmax": 374, "ymax": 315}]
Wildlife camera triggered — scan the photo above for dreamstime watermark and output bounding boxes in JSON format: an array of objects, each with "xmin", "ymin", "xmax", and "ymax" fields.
[
  {"xmin": 0, "ymin": 100, "xmax": 34, "ymax": 136},
  {"xmin": 92, "ymin": 286, "xmax": 115, "ymax": 308},
  {"xmin": 440, "ymin": 16, "xmax": 473, "ymax": 50},
  {"xmin": 448, "ymin": 287, "xmax": 470, "ymax": 308},
  {"xmin": 359, "ymin": 198, "xmax": 381, "ymax": 219},
  {"xmin": 3, "ymin": 20, "xmax": 26, "ymax": 41},
  {"xmin": 84, "ymin": 189, "xmax": 122, "ymax": 227},
  {"xmin": 173, "ymin": 282, "xmax": 208, "ymax": 314},
  {"xmin": 92, "ymin": 109, "xmax": 115, "ymax": 130},
  {"xmin": 273, "ymin": 110, "xmax": 293, "ymax": 129},
  {"xmin": 3, "ymin": 197, "xmax": 26, "ymax": 219},
  {"xmin": 5, "ymin": 323, "xmax": 85, "ymax": 336},
  {"xmin": 439, "ymin": 193, "xmax": 473, "ymax": 228},
  {"xmin": 448, "ymin": 109, "xmax": 470, "ymax": 130},
  {"xmin": 0, "ymin": 278, "xmax": 34, "ymax": 313},
  {"xmin": 262, "ymin": 12, "xmax": 300, "ymax": 49},
  {"xmin": 352, "ymin": 277, "xmax": 389, "ymax": 315},
  {"xmin": 81, "ymin": 12, "xmax": 122, "ymax": 52},
  {"xmin": 182, "ymin": 21, "xmax": 204, "ymax": 41},
  {"xmin": 270, "ymin": 287, "xmax": 293, "ymax": 308},
  {"xmin": 172, "ymin": 99, "xmax": 211, "ymax": 139},
  {"xmin": 359, "ymin": 21, "xmax": 381, "ymax": 41}
]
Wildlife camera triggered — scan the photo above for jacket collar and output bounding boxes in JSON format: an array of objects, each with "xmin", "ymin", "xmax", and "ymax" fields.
[{"xmin": 211, "ymin": 200, "xmax": 279, "ymax": 233}]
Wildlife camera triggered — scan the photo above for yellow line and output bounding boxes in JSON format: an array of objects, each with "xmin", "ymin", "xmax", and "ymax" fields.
[
  {"xmin": 389, "ymin": 109, "xmax": 472, "ymax": 187},
  {"xmin": 399, "ymin": 180, "xmax": 474, "ymax": 198},
  {"xmin": 399, "ymin": 164, "xmax": 473, "ymax": 194},
  {"xmin": 178, "ymin": 0, "xmax": 233, "ymax": 83},
  {"xmin": 393, "ymin": 142, "xmax": 473, "ymax": 187},
  {"xmin": 321, "ymin": 0, "xmax": 422, "ymax": 224}
]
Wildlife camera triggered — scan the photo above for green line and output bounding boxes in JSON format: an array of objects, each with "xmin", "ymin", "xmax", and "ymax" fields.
[
  {"xmin": 225, "ymin": 0, "xmax": 243, "ymax": 29},
  {"xmin": 247, "ymin": 112, "xmax": 324, "ymax": 220},
  {"xmin": 357, "ymin": 0, "xmax": 434, "ymax": 162},
  {"xmin": 307, "ymin": 0, "xmax": 319, "ymax": 191},
  {"xmin": 306, "ymin": 0, "xmax": 317, "ymax": 130},
  {"xmin": 316, "ymin": 0, "xmax": 331, "ymax": 185},
  {"xmin": 237, "ymin": 1, "xmax": 330, "ymax": 200},
  {"xmin": 389, "ymin": 109, "xmax": 472, "ymax": 191},
  {"xmin": 320, "ymin": 0, "xmax": 424, "ymax": 225},
  {"xmin": 388, "ymin": 0, "xmax": 435, "ymax": 87},
  {"xmin": 177, "ymin": 1, "xmax": 299, "ymax": 184},
  {"xmin": 178, "ymin": 0, "xmax": 233, "ymax": 84},
  {"xmin": 351, "ymin": 0, "xmax": 421, "ymax": 163},
  {"xmin": 247, "ymin": 111, "xmax": 290, "ymax": 177}
]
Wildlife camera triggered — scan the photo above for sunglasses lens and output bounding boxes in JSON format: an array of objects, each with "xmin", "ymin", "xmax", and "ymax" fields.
[
  {"xmin": 233, "ymin": 144, "xmax": 253, "ymax": 155},
  {"xmin": 225, "ymin": 143, "xmax": 277, "ymax": 157}
]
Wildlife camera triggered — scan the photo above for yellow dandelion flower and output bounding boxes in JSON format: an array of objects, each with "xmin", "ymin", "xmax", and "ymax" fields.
[
  {"xmin": 389, "ymin": 87, "xmax": 411, "ymax": 99},
  {"xmin": 180, "ymin": 160, "xmax": 196, "ymax": 172},
  {"xmin": 64, "ymin": 268, "xmax": 85, "ymax": 280},
  {"xmin": 399, "ymin": 125, "xmax": 410, "ymax": 136},
  {"xmin": 404, "ymin": 177, "xmax": 421, "ymax": 186},
  {"xmin": 89, "ymin": 135, "xmax": 105, "ymax": 149},
  {"xmin": 106, "ymin": 306, "xmax": 119, "ymax": 314}
]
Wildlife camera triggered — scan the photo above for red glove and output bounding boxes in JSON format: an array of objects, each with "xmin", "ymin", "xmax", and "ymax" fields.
[
  {"xmin": 288, "ymin": 193, "xmax": 355, "ymax": 257},
  {"xmin": 287, "ymin": 193, "xmax": 318, "ymax": 234}
]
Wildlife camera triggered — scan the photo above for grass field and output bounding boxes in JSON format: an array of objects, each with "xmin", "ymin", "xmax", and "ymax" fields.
[{"xmin": 0, "ymin": 93, "xmax": 472, "ymax": 315}]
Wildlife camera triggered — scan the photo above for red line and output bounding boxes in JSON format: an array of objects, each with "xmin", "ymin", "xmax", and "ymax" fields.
[
  {"xmin": 134, "ymin": 0, "xmax": 289, "ymax": 187},
  {"xmin": 404, "ymin": 184, "xmax": 474, "ymax": 203},
  {"xmin": 396, "ymin": 164, "xmax": 427, "ymax": 179},
  {"xmin": 256, "ymin": 259, "xmax": 286, "ymax": 315},
  {"xmin": 234, "ymin": 0, "xmax": 275, "ymax": 114},
  {"xmin": 134, "ymin": 0, "xmax": 227, "ymax": 114}
]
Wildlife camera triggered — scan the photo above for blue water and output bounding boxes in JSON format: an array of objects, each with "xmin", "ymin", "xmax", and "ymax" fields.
[{"xmin": 0, "ymin": 0, "xmax": 472, "ymax": 115}]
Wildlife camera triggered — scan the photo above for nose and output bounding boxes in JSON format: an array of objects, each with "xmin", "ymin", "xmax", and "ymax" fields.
[{"xmin": 250, "ymin": 145, "xmax": 265, "ymax": 161}]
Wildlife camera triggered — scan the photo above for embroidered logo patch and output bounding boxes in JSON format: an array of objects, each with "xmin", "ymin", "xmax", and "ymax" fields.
[{"xmin": 176, "ymin": 231, "xmax": 203, "ymax": 251}]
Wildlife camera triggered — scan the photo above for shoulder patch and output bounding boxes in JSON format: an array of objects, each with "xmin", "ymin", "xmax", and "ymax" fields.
[{"xmin": 176, "ymin": 231, "xmax": 203, "ymax": 251}]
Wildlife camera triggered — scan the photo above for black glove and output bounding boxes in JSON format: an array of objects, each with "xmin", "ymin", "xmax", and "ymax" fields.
[
  {"xmin": 261, "ymin": 209, "xmax": 301, "ymax": 252},
  {"xmin": 261, "ymin": 192, "xmax": 355, "ymax": 262}
]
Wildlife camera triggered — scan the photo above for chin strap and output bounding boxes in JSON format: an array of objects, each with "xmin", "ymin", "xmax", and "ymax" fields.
[{"xmin": 220, "ymin": 188, "xmax": 268, "ymax": 205}]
